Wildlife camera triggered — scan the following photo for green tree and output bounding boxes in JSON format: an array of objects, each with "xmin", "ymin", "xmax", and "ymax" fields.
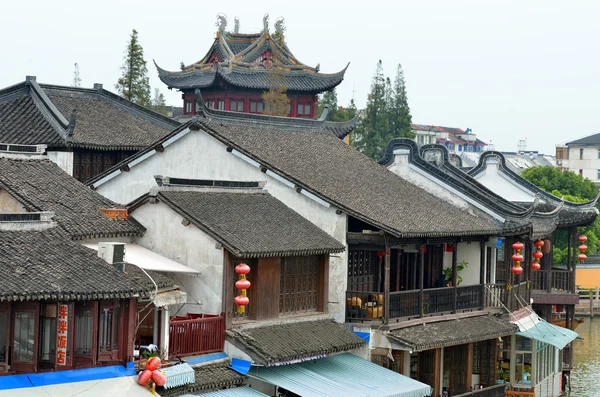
[
  {"xmin": 521, "ymin": 166, "xmax": 597, "ymax": 201},
  {"xmin": 150, "ymin": 88, "xmax": 168, "ymax": 116},
  {"xmin": 262, "ymin": 68, "xmax": 289, "ymax": 116},
  {"xmin": 351, "ymin": 61, "xmax": 413, "ymax": 159},
  {"xmin": 351, "ymin": 60, "xmax": 389, "ymax": 159},
  {"xmin": 521, "ymin": 166, "xmax": 600, "ymax": 262},
  {"xmin": 116, "ymin": 29, "xmax": 151, "ymax": 107},
  {"xmin": 316, "ymin": 88, "xmax": 354, "ymax": 122},
  {"xmin": 388, "ymin": 64, "xmax": 414, "ymax": 139}
]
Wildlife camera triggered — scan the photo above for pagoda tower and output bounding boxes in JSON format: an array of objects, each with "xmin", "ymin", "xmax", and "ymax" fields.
[{"xmin": 155, "ymin": 14, "xmax": 348, "ymax": 119}]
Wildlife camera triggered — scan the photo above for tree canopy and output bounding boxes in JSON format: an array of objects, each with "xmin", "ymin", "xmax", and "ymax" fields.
[
  {"xmin": 262, "ymin": 68, "xmax": 289, "ymax": 116},
  {"xmin": 520, "ymin": 166, "xmax": 598, "ymax": 201},
  {"xmin": 316, "ymin": 88, "xmax": 356, "ymax": 122},
  {"xmin": 116, "ymin": 29, "xmax": 151, "ymax": 107},
  {"xmin": 521, "ymin": 166, "xmax": 600, "ymax": 262},
  {"xmin": 351, "ymin": 60, "xmax": 414, "ymax": 160}
]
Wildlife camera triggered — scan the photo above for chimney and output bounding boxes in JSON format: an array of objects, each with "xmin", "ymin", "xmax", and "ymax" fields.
[
  {"xmin": 97, "ymin": 242, "xmax": 126, "ymax": 272},
  {"xmin": 93, "ymin": 83, "xmax": 103, "ymax": 90}
]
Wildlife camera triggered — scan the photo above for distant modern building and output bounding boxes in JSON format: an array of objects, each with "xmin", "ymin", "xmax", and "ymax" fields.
[
  {"xmin": 557, "ymin": 132, "xmax": 600, "ymax": 183},
  {"xmin": 460, "ymin": 150, "xmax": 555, "ymax": 174},
  {"xmin": 411, "ymin": 124, "xmax": 487, "ymax": 152}
]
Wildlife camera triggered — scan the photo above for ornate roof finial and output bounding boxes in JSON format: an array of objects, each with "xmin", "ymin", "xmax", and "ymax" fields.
[
  {"xmin": 66, "ymin": 109, "xmax": 77, "ymax": 137},
  {"xmin": 263, "ymin": 13, "xmax": 270, "ymax": 33},
  {"xmin": 274, "ymin": 17, "xmax": 285, "ymax": 37},
  {"xmin": 216, "ymin": 13, "xmax": 228, "ymax": 34},
  {"xmin": 234, "ymin": 17, "xmax": 240, "ymax": 33}
]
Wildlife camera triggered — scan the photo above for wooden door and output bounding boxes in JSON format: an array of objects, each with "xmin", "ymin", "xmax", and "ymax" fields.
[{"xmin": 11, "ymin": 303, "xmax": 39, "ymax": 373}]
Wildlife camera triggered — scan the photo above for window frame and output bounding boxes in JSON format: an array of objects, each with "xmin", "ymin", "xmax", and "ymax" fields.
[
  {"xmin": 98, "ymin": 301, "xmax": 121, "ymax": 362},
  {"xmin": 74, "ymin": 301, "xmax": 97, "ymax": 365}
]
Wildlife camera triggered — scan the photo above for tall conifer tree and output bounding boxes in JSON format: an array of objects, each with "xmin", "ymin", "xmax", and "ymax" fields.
[{"xmin": 116, "ymin": 29, "xmax": 151, "ymax": 107}]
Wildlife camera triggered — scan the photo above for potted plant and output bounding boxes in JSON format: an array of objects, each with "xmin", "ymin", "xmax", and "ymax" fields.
[{"xmin": 442, "ymin": 260, "xmax": 468, "ymax": 286}]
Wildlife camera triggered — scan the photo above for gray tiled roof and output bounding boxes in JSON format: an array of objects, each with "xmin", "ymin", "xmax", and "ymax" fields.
[
  {"xmin": 388, "ymin": 315, "xmax": 518, "ymax": 351},
  {"xmin": 200, "ymin": 121, "xmax": 508, "ymax": 238},
  {"xmin": 0, "ymin": 94, "xmax": 62, "ymax": 146},
  {"xmin": 0, "ymin": 157, "xmax": 143, "ymax": 240},
  {"xmin": 226, "ymin": 319, "xmax": 366, "ymax": 366},
  {"xmin": 0, "ymin": 79, "xmax": 179, "ymax": 150},
  {"xmin": 157, "ymin": 189, "xmax": 345, "ymax": 258},
  {"xmin": 157, "ymin": 63, "xmax": 346, "ymax": 92},
  {"xmin": 0, "ymin": 227, "xmax": 170, "ymax": 302},
  {"xmin": 46, "ymin": 90, "xmax": 179, "ymax": 150},
  {"xmin": 157, "ymin": 361, "xmax": 246, "ymax": 396}
]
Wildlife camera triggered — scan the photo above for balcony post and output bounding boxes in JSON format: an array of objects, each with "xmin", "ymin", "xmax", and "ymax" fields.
[
  {"xmin": 480, "ymin": 240, "xmax": 485, "ymax": 308},
  {"xmin": 452, "ymin": 241, "xmax": 458, "ymax": 313},
  {"xmin": 384, "ymin": 234, "xmax": 391, "ymax": 324},
  {"xmin": 419, "ymin": 244, "xmax": 425, "ymax": 317}
]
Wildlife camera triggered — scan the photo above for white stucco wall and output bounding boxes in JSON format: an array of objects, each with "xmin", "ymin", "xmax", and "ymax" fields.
[
  {"xmin": 0, "ymin": 188, "xmax": 27, "ymax": 212},
  {"xmin": 387, "ymin": 153, "xmax": 470, "ymax": 210},
  {"xmin": 132, "ymin": 201, "xmax": 224, "ymax": 315},
  {"xmin": 47, "ymin": 151, "xmax": 73, "ymax": 176},
  {"xmin": 562, "ymin": 146, "xmax": 600, "ymax": 181},
  {"xmin": 440, "ymin": 242, "xmax": 481, "ymax": 286},
  {"xmin": 94, "ymin": 128, "xmax": 348, "ymax": 322},
  {"xmin": 472, "ymin": 159, "xmax": 537, "ymax": 202}
]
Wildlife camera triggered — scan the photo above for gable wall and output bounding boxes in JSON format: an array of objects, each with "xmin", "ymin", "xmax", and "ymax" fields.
[
  {"xmin": 0, "ymin": 188, "xmax": 27, "ymax": 213},
  {"xmin": 96, "ymin": 129, "xmax": 348, "ymax": 322},
  {"xmin": 472, "ymin": 161, "xmax": 537, "ymax": 202},
  {"xmin": 133, "ymin": 201, "xmax": 224, "ymax": 315}
]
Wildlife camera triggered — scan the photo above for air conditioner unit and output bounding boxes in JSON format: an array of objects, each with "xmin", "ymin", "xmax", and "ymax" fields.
[{"xmin": 98, "ymin": 242, "xmax": 126, "ymax": 272}]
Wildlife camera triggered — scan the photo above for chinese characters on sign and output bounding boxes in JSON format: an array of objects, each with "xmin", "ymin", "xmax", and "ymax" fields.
[{"xmin": 56, "ymin": 304, "xmax": 68, "ymax": 365}]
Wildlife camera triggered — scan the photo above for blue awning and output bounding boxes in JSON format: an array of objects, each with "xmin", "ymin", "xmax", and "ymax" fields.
[
  {"xmin": 179, "ymin": 386, "xmax": 268, "ymax": 397},
  {"xmin": 517, "ymin": 321, "xmax": 579, "ymax": 350},
  {"xmin": 249, "ymin": 353, "xmax": 433, "ymax": 397}
]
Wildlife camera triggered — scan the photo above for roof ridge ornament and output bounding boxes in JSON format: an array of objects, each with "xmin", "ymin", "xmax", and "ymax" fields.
[
  {"xmin": 66, "ymin": 109, "xmax": 77, "ymax": 138},
  {"xmin": 216, "ymin": 13, "xmax": 228, "ymax": 35},
  {"xmin": 263, "ymin": 14, "xmax": 270, "ymax": 34},
  {"xmin": 234, "ymin": 17, "xmax": 240, "ymax": 34},
  {"xmin": 274, "ymin": 17, "xmax": 285, "ymax": 41}
]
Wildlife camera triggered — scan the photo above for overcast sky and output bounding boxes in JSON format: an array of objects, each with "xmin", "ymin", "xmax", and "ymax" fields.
[{"xmin": 3, "ymin": 0, "xmax": 599, "ymax": 153}]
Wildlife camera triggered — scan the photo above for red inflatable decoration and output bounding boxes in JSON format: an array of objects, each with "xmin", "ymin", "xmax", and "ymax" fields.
[
  {"xmin": 152, "ymin": 370, "xmax": 167, "ymax": 387},
  {"xmin": 146, "ymin": 356, "xmax": 161, "ymax": 371},
  {"xmin": 138, "ymin": 369, "xmax": 153, "ymax": 386}
]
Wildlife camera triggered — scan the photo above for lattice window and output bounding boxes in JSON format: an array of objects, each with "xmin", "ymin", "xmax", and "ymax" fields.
[
  {"xmin": 348, "ymin": 249, "xmax": 378, "ymax": 291},
  {"xmin": 280, "ymin": 256, "xmax": 319, "ymax": 315}
]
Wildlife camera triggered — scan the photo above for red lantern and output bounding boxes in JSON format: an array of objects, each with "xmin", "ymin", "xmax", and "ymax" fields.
[
  {"xmin": 532, "ymin": 251, "xmax": 543, "ymax": 260},
  {"xmin": 533, "ymin": 240, "xmax": 544, "ymax": 248},
  {"xmin": 151, "ymin": 370, "xmax": 167, "ymax": 387},
  {"xmin": 511, "ymin": 266, "xmax": 523, "ymax": 275},
  {"xmin": 579, "ymin": 235, "xmax": 588, "ymax": 243},
  {"xmin": 146, "ymin": 356, "xmax": 161, "ymax": 371},
  {"xmin": 512, "ymin": 242, "xmax": 525, "ymax": 251},
  {"xmin": 530, "ymin": 262, "xmax": 541, "ymax": 271},
  {"xmin": 579, "ymin": 244, "xmax": 588, "ymax": 253},
  {"xmin": 235, "ymin": 263, "xmax": 251, "ymax": 275},
  {"xmin": 578, "ymin": 253, "xmax": 587, "ymax": 262},
  {"xmin": 235, "ymin": 279, "xmax": 251, "ymax": 290},
  {"xmin": 512, "ymin": 254, "xmax": 524, "ymax": 262},
  {"xmin": 234, "ymin": 296, "xmax": 250, "ymax": 306},
  {"xmin": 138, "ymin": 369, "xmax": 153, "ymax": 386}
]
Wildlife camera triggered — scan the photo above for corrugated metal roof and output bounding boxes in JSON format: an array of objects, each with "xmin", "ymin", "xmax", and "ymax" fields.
[
  {"xmin": 179, "ymin": 386, "xmax": 268, "ymax": 397},
  {"xmin": 517, "ymin": 320, "xmax": 579, "ymax": 350},
  {"xmin": 249, "ymin": 353, "xmax": 432, "ymax": 397}
]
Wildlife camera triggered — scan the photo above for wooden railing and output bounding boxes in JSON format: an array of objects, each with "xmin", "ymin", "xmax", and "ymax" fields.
[
  {"xmin": 505, "ymin": 385, "xmax": 535, "ymax": 397},
  {"xmin": 506, "ymin": 281, "xmax": 530, "ymax": 312},
  {"xmin": 454, "ymin": 384, "xmax": 507, "ymax": 397},
  {"xmin": 531, "ymin": 269, "xmax": 574, "ymax": 293},
  {"xmin": 169, "ymin": 314, "xmax": 225, "ymax": 357},
  {"xmin": 485, "ymin": 283, "xmax": 508, "ymax": 309},
  {"xmin": 348, "ymin": 284, "xmax": 484, "ymax": 322}
]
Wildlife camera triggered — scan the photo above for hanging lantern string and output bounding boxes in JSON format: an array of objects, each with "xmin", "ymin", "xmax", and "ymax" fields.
[
  {"xmin": 531, "ymin": 240, "xmax": 543, "ymax": 271},
  {"xmin": 511, "ymin": 242, "xmax": 524, "ymax": 275},
  {"xmin": 578, "ymin": 235, "xmax": 588, "ymax": 263},
  {"xmin": 235, "ymin": 263, "xmax": 251, "ymax": 314}
]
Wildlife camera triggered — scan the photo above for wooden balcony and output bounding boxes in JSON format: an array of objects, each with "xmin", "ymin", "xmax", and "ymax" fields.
[
  {"xmin": 169, "ymin": 314, "xmax": 225, "ymax": 357},
  {"xmin": 346, "ymin": 282, "xmax": 529, "ymax": 323},
  {"xmin": 530, "ymin": 269, "xmax": 579, "ymax": 305}
]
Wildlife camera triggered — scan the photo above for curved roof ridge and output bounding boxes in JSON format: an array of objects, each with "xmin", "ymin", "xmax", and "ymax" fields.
[{"xmin": 379, "ymin": 139, "xmax": 536, "ymax": 219}]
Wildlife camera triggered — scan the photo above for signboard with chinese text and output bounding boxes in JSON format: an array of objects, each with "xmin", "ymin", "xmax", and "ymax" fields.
[{"xmin": 56, "ymin": 304, "xmax": 68, "ymax": 365}]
